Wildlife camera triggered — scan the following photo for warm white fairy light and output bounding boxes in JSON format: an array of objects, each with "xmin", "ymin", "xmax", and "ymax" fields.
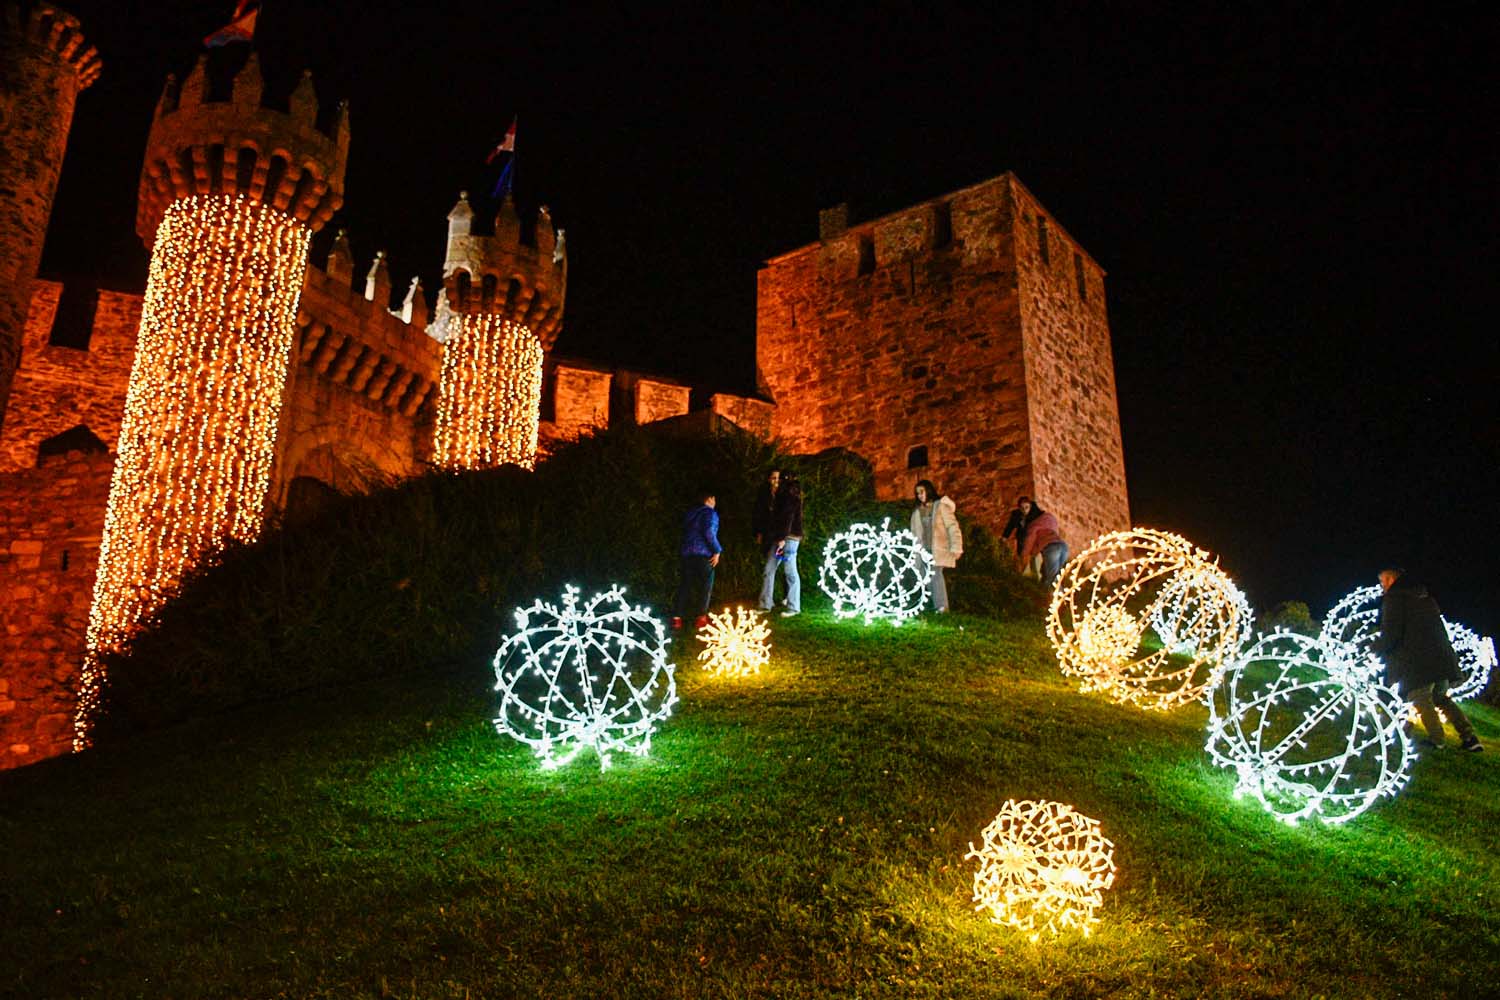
[
  {"xmin": 817, "ymin": 519, "xmax": 933, "ymax": 625},
  {"xmin": 1322, "ymin": 584, "xmax": 1493, "ymax": 702},
  {"xmin": 1150, "ymin": 573, "xmax": 1254, "ymax": 655},
  {"xmin": 1204, "ymin": 631, "xmax": 1414, "ymax": 826},
  {"xmin": 433, "ymin": 314, "xmax": 544, "ymax": 470},
  {"xmin": 696, "ymin": 607, "xmax": 771, "ymax": 679},
  {"xmin": 76, "ymin": 194, "xmax": 310, "ymax": 748},
  {"xmin": 1048, "ymin": 529, "xmax": 1247, "ymax": 710},
  {"xmin": 493, "ymin": 584, "xmax": 677, "ymax": 770},
  {"xmin": 966, "ymin": 799, "xmax": 1116, "ymax": 941}
]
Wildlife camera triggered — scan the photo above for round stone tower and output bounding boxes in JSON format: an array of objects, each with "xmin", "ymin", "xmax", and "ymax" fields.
[
  {"xmin": 431, "ymin": 191, "xmax": 566, "ymax": 470},
  {"xmin": 0, "ymin": 2, "xmax": 100, "ymax": 433},
  {"xmin": 78, "ymin": 51, "xmax": 348, "ymax": 746}
]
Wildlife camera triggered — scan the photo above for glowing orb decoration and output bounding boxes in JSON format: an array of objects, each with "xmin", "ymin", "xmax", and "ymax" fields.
[
  {"xmin": 1150, "ymin": 573, "xmax": 1255, "ymax": 655},
  {"xmin": 1322, "ymin": 585, "xmax": 1382, "ymax": 652},
  {"xmin": 966, "ymin": 799, "xmax": 1116, "ymax": 941},
  {"xmin": 493, "ymin": 585, "xmax": 677, "ymax": 770},
  {"xmin": 817, "ymin": 519, "xmax": 933, "ymax": 625},
  {"xmin": 1205, "ymin": 631, "xmax": 1414, "ymax": 825},
  {"xmin": 1323, "ymin": 584, "xmax": 1494, "ymax": 701},
  {"xmin": 696, "ymin": 607, "xmax": 772, "ymax": 679},
  {"xmin": 1444, "ymin": 621, "xmax": 1496, "ymax": 702},
  {"xmin": 1047, "ymin": 529, "xmax": 1248, "ymax": 710}
]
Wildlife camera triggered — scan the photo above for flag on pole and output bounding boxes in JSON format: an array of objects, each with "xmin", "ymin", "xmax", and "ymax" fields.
[
  {"xmin": 486, "ymin": 119, "xmax": 517, "ymax": 164},
  {"xmin": 487, "ymin": 119, "xmax": 518, "ymax": 199},
  {"xmin": 204, "ymin": 0, "xmax": 259, "ymax": 48}
]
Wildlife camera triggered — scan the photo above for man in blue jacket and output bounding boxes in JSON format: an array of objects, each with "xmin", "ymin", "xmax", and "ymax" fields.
[{"xmin": 672, "ymin": 491, "xmax": 721, "ymax": 631}]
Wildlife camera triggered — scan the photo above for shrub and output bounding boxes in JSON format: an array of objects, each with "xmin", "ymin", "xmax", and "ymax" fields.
[
  {"xmin": 92, "ymin": 424, "xmax": 1041, "ymax": 743},
  {"xmin": 1261, "ymin": 600, "xmax": 1318, "ymax": 637}
]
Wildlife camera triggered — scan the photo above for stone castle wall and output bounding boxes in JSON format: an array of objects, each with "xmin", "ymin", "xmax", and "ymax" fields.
[
  {"xmin": 1010, "ymin": 182, "xmax": 1130, "ymax": 549},
  {"xmin": 0, "ymin": 279, "xmax": 139, "ymax": 471},
  {"xmin": 0, "ymin": 3, "xmax": 99, "ymax": 433},
  {"xmin": 757, "ymin": 175, "xmax": 1038, "ymax": 535},
  {"xmin": 756, "ymin": 172, "xmax": 1129, "ymax": 546},
  {"xmin": 0, "ymin": 449, "xmax": 112, "ymax": 767}
]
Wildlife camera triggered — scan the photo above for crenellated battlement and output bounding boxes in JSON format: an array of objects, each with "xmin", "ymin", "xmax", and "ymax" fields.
[
  {"xmin": 136, "ymin": 52, "xmax": 349, "ymax": 245},
  {"xmin": 438, "ymin": 192, "xmax": 566, "ymax": 351},
  {"xmin": 2, "ymin": 2, "xmax": 101, "ymax": 87}
]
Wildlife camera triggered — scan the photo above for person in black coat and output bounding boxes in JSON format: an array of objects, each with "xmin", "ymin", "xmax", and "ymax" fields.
[
  {"xmin": 1370, "ymin": 567, "xmax": 1483, "ymax": 752},
  {"xmin": 752, "ymin": 469, "xmax": 781, "ymax": 555},
  {"xmin": 1001, "ymin": 495, "xmax": 1037, "ymax": 557},
  {"xmin": 756, "ymin": 471, "xmax": 803, "ymax": 616}
]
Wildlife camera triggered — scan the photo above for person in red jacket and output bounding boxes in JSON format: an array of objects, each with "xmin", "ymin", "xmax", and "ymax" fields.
[{"xmin": 1018, "ymin": 502, "xmax": 1068, "ymax": 590}]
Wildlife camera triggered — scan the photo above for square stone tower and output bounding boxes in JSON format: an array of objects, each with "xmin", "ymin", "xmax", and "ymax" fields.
[{"xmin": 756, "ymin": 172, "xmax": 1129, "ymax": 549}]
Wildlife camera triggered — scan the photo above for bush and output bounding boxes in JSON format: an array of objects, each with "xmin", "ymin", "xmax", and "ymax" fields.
[
  {"xmin": 93, "ymin": 424, "xmax": 1041, "ymax": 742},
  {"xmin": 1261, "ymin": 600, "xmax": 1318, "ymax": 636}
]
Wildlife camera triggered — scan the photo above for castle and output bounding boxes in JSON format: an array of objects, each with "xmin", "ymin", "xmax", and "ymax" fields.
[{"xmin": 0, "ymin": 4, "xmax": 1128, "ymax": 768}]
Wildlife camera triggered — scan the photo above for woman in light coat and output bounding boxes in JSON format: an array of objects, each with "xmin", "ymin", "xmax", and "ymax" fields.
[{"xmin": 911, "ymin": 479, "xmax": 962, "ymax": 612}]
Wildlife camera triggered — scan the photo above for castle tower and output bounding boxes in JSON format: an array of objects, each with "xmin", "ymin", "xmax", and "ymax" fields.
[
  {"xmin": 77, "ymin": 52, "xmax": 348, "ymax": 746},
  {"xmin": 0, "ymin": 2, "xmax": 100, "ymax": 434},
  {"xmin": 431, "ymin": 192, "xmax": 566, "ymax": 470},
  {"xmin": 757, "ymin": 173, "xmax": 1129, "ymax": 549}
]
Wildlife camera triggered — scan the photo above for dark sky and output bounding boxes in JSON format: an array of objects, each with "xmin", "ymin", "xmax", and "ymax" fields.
[{"xmin": 40, "ymin": 2, "xmax": 1499, "ymax": 634}]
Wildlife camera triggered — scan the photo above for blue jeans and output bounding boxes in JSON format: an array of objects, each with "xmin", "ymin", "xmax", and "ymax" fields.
[
  {"xmin": 759, "ymin": 537, "xmax": 800, "ymax": 612},
  {"xmin": 1041, "ymin": 542, "xmax": 1069, "ymax": 590}
]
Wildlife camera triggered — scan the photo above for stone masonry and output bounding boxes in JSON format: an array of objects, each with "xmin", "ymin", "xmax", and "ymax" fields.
[
  {"xmin": 0, "ymin": 448, "xmax": 111, "ymax": 766},
  {"xmin": 757, "ymin": 172, "xmax": 1129, "ymax": 549},
  {"xmin": 0, "ymin": 2, "xmax": 99, "ymax": 434}
]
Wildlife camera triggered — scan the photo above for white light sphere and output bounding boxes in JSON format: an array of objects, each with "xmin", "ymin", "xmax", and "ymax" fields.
[
  {"xmin": 1048, "ymin": 529, "xmax": 1248, "ymax": 710},
  {"xmin": 966, "ymin": 799, "xmax": 1117, "ymax": 941},
  {"xmin": 1150, "ymin": 572, "xmax": 1254, "ymax": 656},
  {"xmin": 817, "ymin": 518, "xmax": 933, "ymax": 625},
  {"xmin": 1323, "ymin": 584, "xmax": 1494, "ymax": 701},
  {"xmin": 697, "ymin": 607, "xmax": 772, "ymax": 679},
  {"xmin": 1205, "ymin": 631, "xmax": 1414, "ymax": 825},
  {"xmin": 493, "ymin": 584, "xmax": 677, "ymax": 770}
]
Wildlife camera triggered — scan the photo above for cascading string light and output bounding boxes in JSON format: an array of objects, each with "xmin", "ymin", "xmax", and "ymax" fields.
[
  {"xmin": 817, "ymin": 518, "xmax": 933, "ymax": 626},
  {"xmin": 433, "ymin": 314, "xmax": 544, "ymax": 470},
  {"xmin": 76, "ymin": 193, "xmax": 310, "ymax": 749},
  {"xmin": 493, "ymin": 584, "xmax": 677, "ymax": 770},
  {"xmin": 1204, "ymin": 631, "xmax": 1414, "ymax": 825},
  {"xmin": 1047, "ymin": 528, "xmax": 1248, "ymax": 710},
  {"xmin": 696, "ymin": 607, "xmax": 772, "ymax": 679},
  {"xmin": 966, "ymin": 799, "xmax": 1117, "ymax": 941}
]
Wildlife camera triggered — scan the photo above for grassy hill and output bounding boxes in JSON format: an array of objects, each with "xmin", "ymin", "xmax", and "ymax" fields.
[{"xmin": 3, "ymin": 429, "xmax": 1498, "ymax": 998}]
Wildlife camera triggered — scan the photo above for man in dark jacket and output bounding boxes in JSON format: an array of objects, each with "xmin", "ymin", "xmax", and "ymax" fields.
[
  {"xmin": 1370, "ymin": 568, "xmax": 1483, "ymax": 752},
  {"xmin": 757, "ymin": 472, "xmax": 803, "ymax": 617},
  {"xmin": 671, "ymin": 492, "xmax": 721, "ymax": 631}
]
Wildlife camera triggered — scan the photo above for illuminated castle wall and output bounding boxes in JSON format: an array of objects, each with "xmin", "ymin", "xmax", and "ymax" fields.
[
  {"xmin": 756, "ymin": 174, "xmax": 1130, "ymax": 553},
  {"xmin": 0, "ymin": 26, "xmax": 1128, "ymax": 767}
]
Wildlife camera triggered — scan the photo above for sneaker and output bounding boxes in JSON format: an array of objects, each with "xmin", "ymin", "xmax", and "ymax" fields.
[
  {"xmin": 670, "ymin": 617, "xmax": 683, "ymax": 631},
  {"xmin": 694, "ymin": 615, "xmax": 709, "ymax": 629},
  {"xmin": 1420, "ymin": 739, "xmax": 1446, "ymax": 751},
  {"xmin": 780, "ymin": 609, "xmax": 799, "ymax": 618},
  {"xmin": 1460, "ymin": 736, "xmax": 1485, "ymax": 753}
]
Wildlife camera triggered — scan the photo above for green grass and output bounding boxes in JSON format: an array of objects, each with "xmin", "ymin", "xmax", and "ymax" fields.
[{"xmin": 4, "ymin": 610, "xmax": 1498, "ymax": 999}]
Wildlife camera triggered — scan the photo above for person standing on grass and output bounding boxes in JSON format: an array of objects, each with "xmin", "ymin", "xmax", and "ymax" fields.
[
  {"xmin": 1371, "ymin": 566, "xmax": 1483, "ymax": 753},
  {"xmin": 1018, "ymin": 500, "xmax": 1068, "ymax": 591},
  {"xmin": 911, "ymin": 479, "xmax": 963, "ymax": 613},
  {"xmin": 758, "ymin": 471, "xmax": 803, "ymax": 617},
  {"xmin": 752, "ymin": 468, "xmax": 781, "ymax": 554},
  {"xmin": 671, "ymin": 491, "xmax": 721, "ymax": 632}
]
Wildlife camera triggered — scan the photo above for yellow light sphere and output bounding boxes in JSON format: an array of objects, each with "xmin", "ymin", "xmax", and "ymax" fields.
[
  {"xmin": 967, "ymin": 799, "xmax": 1116, "ymax": 941},
  {"xmin": 1047, "ymin": 528, "xmax": 1248, "ymax": 710},
  {"xmin": 696, "ymin": 607, "xmax": 772, "ymax": 679}
]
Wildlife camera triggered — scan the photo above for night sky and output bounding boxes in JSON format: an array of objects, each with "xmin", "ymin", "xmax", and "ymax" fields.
[{"xmin": 38, "ymin": 2, "xmax": 1499, "ymax": 634}]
